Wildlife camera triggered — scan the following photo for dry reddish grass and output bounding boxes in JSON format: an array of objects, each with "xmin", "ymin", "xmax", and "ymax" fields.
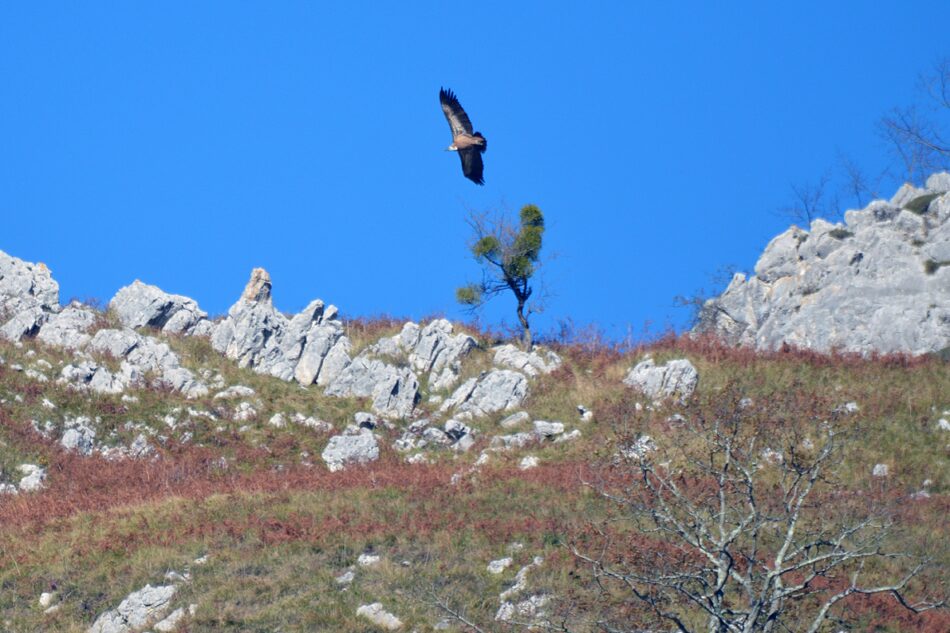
[{"xmin": 0, "ymin": 411, "xmax": 596, "ymax": 534}]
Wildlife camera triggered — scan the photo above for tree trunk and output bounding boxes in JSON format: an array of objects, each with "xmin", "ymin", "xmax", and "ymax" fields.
[{"xmin": 516, "ymin": 298, "xmax": 532, "ymax": 350}]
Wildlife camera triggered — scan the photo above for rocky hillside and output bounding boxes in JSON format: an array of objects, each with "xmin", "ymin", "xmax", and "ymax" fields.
[
  {"xmin": 0, "ymin": 234, "xmax": 948, "ymax": 631},
  {"xmin": 696, "ymin": 173, "xmax": 950, "ymax": 355}
]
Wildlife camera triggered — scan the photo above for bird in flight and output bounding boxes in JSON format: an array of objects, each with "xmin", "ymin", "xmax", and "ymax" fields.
[{"xmin": 440, "ymin": 87, "xmax": 487, "ymax": 185}]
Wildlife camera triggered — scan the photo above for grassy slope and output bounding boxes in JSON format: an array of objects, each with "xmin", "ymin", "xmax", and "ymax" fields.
[{"xmin": 0, "ymin": 327, "xmax": 948, "ymax": 632}]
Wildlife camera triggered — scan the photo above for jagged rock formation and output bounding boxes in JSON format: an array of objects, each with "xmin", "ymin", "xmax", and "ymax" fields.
[
  {"xmin": 0, "ymin": 251, "xmax": 59, "ymax": 341},
  {"xmin": 493, "ymin": 344, "xmax": 562, "ymax": 377},
  {"xmin": 0, "ymin": 251, "xmax": 207, "ymax": 396},
  {"xmin": 696, "ymin": 173, "xmax": 950, "ymax": 355},
  {"xmin": 369, "ymin": 319, "xmax": 476, "ymax": 390},
  {"xmin": 324, "ymin": 357, "xmax": 419, "ymax": 418},
  {"xmin": 110, "ymin": 280, "xmax": 213, "ymax": 336},
  {"xmin": 87, "ymin": 583, "xmax": 176, "ymax": 633},
  {"xmin": 440, "ymin": 370, "xmax": 529, "ymax": 419},
  {"xmin": 210, "ymin": 269, "xmax": 351, "ymax": 386}
]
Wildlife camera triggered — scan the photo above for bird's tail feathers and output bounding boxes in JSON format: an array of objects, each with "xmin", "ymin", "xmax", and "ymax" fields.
[{"xmin": 474, "ymin": 132, "xmax": 487, "ymax": 153}]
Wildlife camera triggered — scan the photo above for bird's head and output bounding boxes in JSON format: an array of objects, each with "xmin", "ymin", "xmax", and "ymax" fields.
[{"xmin": 445, "ymin": 143, "xmax": 458, "ymax": 152}]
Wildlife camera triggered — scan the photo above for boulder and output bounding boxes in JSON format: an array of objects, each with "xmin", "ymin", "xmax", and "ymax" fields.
[
  {"xmin": 88, "ymin": 329, "xmax": 207, "ymax": 397},
  {"xmin": 87, "ymin": 584, "xmax": 177, "ymax": 633},
  {"xmin": 213, "ymin": 385, "xmax": 255, "ymax": 399},
  {"xmin": 322, "ymin": 430, "xmax": 380, "ymax": 472},
  {"xmin": 36, "ymin": 303, "xmax": 98, "ymax": 348},
  {"xmin": 17, "ymin": 464, "xmax": 47, "ymax": 492},
  {"xmin": 441, "ymin": 370, "xmax": 528, "ymax": 418},
  {"xmin": 109, "ymin": 280, "xmax": 210, "ymax": 335},
  {"xmin": 60, "ymin": 416, "xmax": 97, "ymax": 455},
  {"xmin": 326, "ymin": 356, "xmax": 418, "ymax": 418},
  {"xmin": 356, "ymin": 603, "xmax": 403, "ymax": 630},
  {"xmin": 488, "ymin": 557, "xmax": 513, "ymax": 574},
  {"xmin": 493, "ymin": 344, "xmax": 562, "ymax": 377},
  {"xmin": 623, "ymin": 357, "xmax": 698, "ymax": 402},
  {"xmin": 496, "ymin": 594, "xmax": 551, "ymax": 623},
  {"xmin": 59, "ymin": 361, "xmax": 132, "ymax": 395},
  {"xmin": 153, "ymin": 607, "xmax": 186, "ymax": 632},
  {"xmin": 533, "ymin": 420, "xmax": 564, "ymax": 438},
  {"xmin": 500, "ymin": 411, "xmax": 530, "ymax": 429}
]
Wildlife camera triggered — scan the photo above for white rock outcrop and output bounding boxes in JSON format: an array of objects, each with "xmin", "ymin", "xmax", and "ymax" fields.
[
  {"xmin": 0, "ymin": 250, "xmax": 59, "ymax": 341},
  {"xmin": 17, "ymin": 464, "xmax": 47, "ymax": 492},
  {"xmin": 493, "ymin": 344, "xmax": 561, "ymax": 377},
  {"xmin": 110, "ymin": 280, "xmax": 212, "ymax": 336},
  {"xmin": 372, "ymin": 319, "xmax": 476, "ymax": 390},
  {"xmin": 87, "ymin": 583, "xmax": 176, "ymax": 633},
  {"xmin": 322, "ymin": 430, "xmax": 380, "ymax": 472},
  {"xmin": 356, "ymin": 603, "xmax": 403, "ymax": 630},
  {"xmin": 441, "ymin": 370, "xmax": 529, "ymax": 418},
  {"xmin": 211, "ymin": 268, "xmax": 351, "ymax": 386},
  {"xmin": 325, "ymin": 356, "xmax": 419, "ymax": 419},
  {"xmin": 623, "ymin": 357, "xmax": 698, "ymax": 402},
  {"xmin": 37, "ymin": 303, "xmax": 98, "ymax": 349},
  {"xmin": 696, "ymin": 175, "xmax": 950, "ymax": 355}
]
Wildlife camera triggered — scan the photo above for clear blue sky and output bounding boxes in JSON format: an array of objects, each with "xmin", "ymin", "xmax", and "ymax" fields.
[{"xmin": 2, "ymin": 3, "xmax": 947, "ymax": 341}]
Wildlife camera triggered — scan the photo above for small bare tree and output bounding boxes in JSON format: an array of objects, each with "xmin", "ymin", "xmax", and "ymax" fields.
[
  {"xmin": 879, "ymin": 57, "xmax": 950, "ymax": 182},
  {"xmin": 457, "ymin": 204, "xmax": 545, "ymax": 349},
  {"xmin": 573, "ymin": 391, "xmax": 945, "ymax": 633},
  {"xmin": 777, "ymin": 172, "xmax": 840, "ymax": 226}
]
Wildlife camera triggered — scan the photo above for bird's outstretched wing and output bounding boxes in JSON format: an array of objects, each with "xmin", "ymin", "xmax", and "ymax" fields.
[
  {"xmin": 458, "ymin": 146, "xmax": 485, "ymax": 185},
  {"xmin": 440, "ymin": 87, "xmax": 474, "ymax": 138}
]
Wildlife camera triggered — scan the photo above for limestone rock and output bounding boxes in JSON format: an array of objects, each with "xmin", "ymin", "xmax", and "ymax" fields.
[
  {"xmin": 441, "ymin": 370, "xmax": 528, "ymax": 418},
  {"xmin": 519, "ymin": 455, "xmax": 540, "ymax": 470},
  {"xmin": 213, "ymin": 385, "xmax": 255, "ymax": 400},
  {"xmin": 17, "ymin": 464, "xmax": 47, "ymax": 492},
  {"xmin": 496, "ymin": 594, "xmax": 550, "ymax": 623},
  {"xmin": 153, "ymin": 607, "xmax": 186, "ymax": 632},
  {"xmin": 211, "ymin": 269, "xmax": 351, "ymax": 386},
  {"xmin": 623, "ymin": 357, "xmax": 698, "ymax": 402},
  {"xmin": 490, "ymin": 432, "xmax": 536, "ymax": 450},
  {"xmin": 326, "ymin": 356, "xmax": 418, "ymax": 418},
  {"xmin": 60, "ymin": 416, "xmax": 97, "ymax": 455},
  {"xmin": 87, "ymin": 584, "xmax": 176, "ymax": 633},
  {"xmin": 0, "ymin": 250, "xmax": 59, "ymax": 341},
  {"xmin": 241, "ymin": 267, "xmax": 272, "ymax": 302},
  {"xmin": 493, "ymin": 344, "xmax": 562, "ymax": 377},
  {"xmin": 500, "ymin": 411, "xmax": 530, "ymax": 429},
  {"xmin": 926, "ymin": 172, "xmax": 950, "ymax": 193},
  {"xmin": 59, "ymin": 361, "xmax": 132, "ymax": 395},
  {"xmin": 696, "ymin": 178, "xmax": 950, "ymax": 355},
  {"xmin": 87, "ymin": 329, "xmax": 207, "ymax": 397},
  {"xmin": 322, "ymin": 430, "xmax": 380, "ymax": 472},
  {"xmin": 533, "ymin": 420, "xmax": 564, "ymax": 438},
  {"xmin": 110, "ymin": 280, "xmax": 209, "ymax": 335},
  {"xmin": 356, "ymin": 603, "xmax": 402, "ymax": 630},
  {"xmin": 37, "ymin": 303, "xmax": 98, "ymax": 348},
  {"xmin": 488, "ymin": 557, "xmax": 513, "ymax": 574},
  {"xmin": 368, "ymin": 319, "xmax": 476, "ymax": 390}
]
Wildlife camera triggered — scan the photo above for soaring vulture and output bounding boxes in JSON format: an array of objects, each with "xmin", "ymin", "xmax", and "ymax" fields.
[{"xmin": 440, "ymin": 87, "xmax": 487, "ymax": 185}]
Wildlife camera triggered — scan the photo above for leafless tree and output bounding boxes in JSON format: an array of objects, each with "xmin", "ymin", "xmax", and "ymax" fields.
[
  {"xmin": 777, "ymin": 172, "xmax": 840, "ymax": 226},
  {"xmin": 879, "ymin": 57, "xmax": 950, "ymax": 183},
  {"xmin": 573, "ymin": 391, "xmax": 946, "ymax": 633},
  {"xmin": 836, "ymin": 152, "xmax": 887, "ymax": 208}
]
